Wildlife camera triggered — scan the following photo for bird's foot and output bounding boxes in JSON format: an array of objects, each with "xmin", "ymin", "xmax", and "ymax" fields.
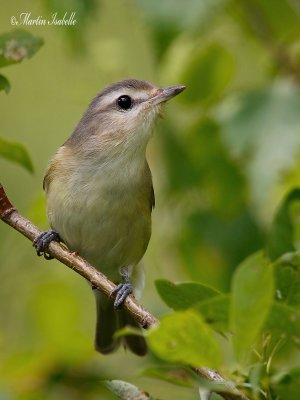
[
  {"xmin": 33, "ymin": 230, "xmax": 60, "ymax": 260},
  {"xmin": 111, "ymin": 282, "xmax": 133, "ymax": 309}
]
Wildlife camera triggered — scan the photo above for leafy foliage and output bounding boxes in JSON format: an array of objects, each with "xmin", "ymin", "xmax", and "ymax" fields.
[
  {"xmin": 0, "ymin": 74, "xmax": 10, "ymax": 93},
  {"xmin": 2, "ymin": 0, "xmax": 300, "ymax": 399},
  {"xmin": 155, "ymin": 279, "xmax": 220, "ymax": 310},
  {"xmin": 0, "ymin": 29, "xmax": 43, "ymax": 68},
  {"xmin": 141, "ymin": 366, "xmax": 195, "ymax": 388},
  {"xmin": 154, "ymin": 189, "xmax": 300, "ymax": 398},
  {"xmin": 0, "ymin": 28, "xmax": 43, "ymax": 106},
  {"xmin": 230, "ymin": 252, "xmax": 274, "ymax": 360},
  {"xmin": 148, "ymin": 309, "xmax": 222, "ymax": 369},
  {"xmin": 179, "ymin": 43, "xmax": 235, "ymax": 105},
  {"xmin": 0, "ymin": 29, "xmax": 42, "ymax": 172},
  {"xmin": 267, "ymin": 189, "xmax": 300, "ymax": 261},
  {"xmin": 0, "ymin": 136, "xmax": 33, "ymax": 173}
]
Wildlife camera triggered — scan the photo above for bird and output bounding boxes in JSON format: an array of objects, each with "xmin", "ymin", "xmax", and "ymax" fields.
[{"xmin": 33, "ymin": 78, "xmax": 185, "ymax": 356}]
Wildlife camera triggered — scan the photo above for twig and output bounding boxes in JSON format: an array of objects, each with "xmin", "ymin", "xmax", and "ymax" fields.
[{"xmin": 0, "ymin": 183, "xmax": 249, "ymax": 400}]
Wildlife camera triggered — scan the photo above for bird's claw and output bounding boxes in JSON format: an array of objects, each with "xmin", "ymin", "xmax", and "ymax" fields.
[
  {"xmin": 111, "ymin": 282, "xmax": 133, "ymax": 309},
  {"xmin": 33, "ymin": 230, "xmax": 60, "ymax": 260}
]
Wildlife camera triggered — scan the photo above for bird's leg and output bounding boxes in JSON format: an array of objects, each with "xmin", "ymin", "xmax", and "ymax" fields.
[
  {"xmin": 111, "ymin": 266, "xmax": 133, "ymax": 309},
  {"xmin": 33, "ymin": 230, "xmax": 61, "ymax": 260}
]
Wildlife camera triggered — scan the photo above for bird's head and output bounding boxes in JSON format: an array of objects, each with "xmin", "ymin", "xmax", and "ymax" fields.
[{"xmin": 67, "ymin": 79, "xmax": 185, "ymax": 159}]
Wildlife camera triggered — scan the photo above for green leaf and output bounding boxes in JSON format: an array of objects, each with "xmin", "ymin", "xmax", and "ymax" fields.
[
  {"xmin": 158, "ymin": 120, "xmax": 200, "ymax": 193},
  {"xmin": 267, "ymin": 189, "xmax": 300, "ymax": 261},
  {"xmin": 179, "ymin": 209, "xmax": 264, "ymax": 284},
  {"xmin": 265, "ymin": 303, "xmax": 300, "ymax": 345},
  {"xmin": 230, "ymin": 252, "xmax": 274, "ymax": 361},
  {"xmin": 104, "ymin": 380, "xmax": 153, "ymax": 400},
  {"xmin": 155, "ymin": 279, "xmax": 230, "ymax": 332},
  {"xmin": 44, "ymin": 0, "xmax": 97, "ymax": 53},
  {"xmin": 137, "ymin": 0, "xmax": 228, "ymax": 58},
  {"xmin": 194, "ymin": 295, "xmax": 230, "ymax": 332},
  {"xmin": 179, "ymin": 43, "xmax": 235, "ymax": 105},
  {"xmin": 0, "ymin": 136, "xmax": 34, "ymax": 173},
  {"xmin": 0, "ymin": 29, "xmax": 43, "ymax": 68},
  {"xmin": 274, "ymin": 260, "xmax": 300, "ymax": 308},
  {"xmin": 272, "ymin": 368, "xmax": 300, "ymax": 400},
  {"xmin": 249, "ymin": 0, "xmax": 300, "ymax": 42},
  {"xmin": 155, "ymin": 279, "xmax": 220, "ymax": 310},
  {"xmin": 248, "ymin": 363, "xmax": 264, "ymax": 399},
  {"xmin": 218, "ymin": 81, "xmax": 300, "ymax": 220},
  {"xmin": 148, "ymin": 309, "xmax": 222, "ymax": 369},
  {"xmin": 0, "ymin": 74, "xmax": 10, "ymax": 93},
  {"xmin": 141, "ymin": 366, "xmax": 194, "ymax": 387},
  {"xmin": 209, "ymin": 395, "xmax": 223, "ymax": 400}
]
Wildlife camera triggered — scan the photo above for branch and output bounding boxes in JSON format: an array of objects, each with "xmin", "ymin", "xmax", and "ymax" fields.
[{"xmin": 0, "ymin": 183, "xmax": 249, "ymax": 400}]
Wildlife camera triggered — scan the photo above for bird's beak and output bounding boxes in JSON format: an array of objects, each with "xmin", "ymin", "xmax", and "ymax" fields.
[{"xmin": 149, "ymin": 85, "xmax": 186, "ymax": 105}]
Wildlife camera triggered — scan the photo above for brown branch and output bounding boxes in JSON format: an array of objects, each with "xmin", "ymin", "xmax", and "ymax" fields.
[{"xmin": 0, "ymin": 183, "xmax": 249, "ymax": 400}]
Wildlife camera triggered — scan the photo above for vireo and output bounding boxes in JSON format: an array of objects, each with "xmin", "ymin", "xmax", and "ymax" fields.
[{"xmin": 34, "ymin": 79, "xmax": 185, "ymax": 355}]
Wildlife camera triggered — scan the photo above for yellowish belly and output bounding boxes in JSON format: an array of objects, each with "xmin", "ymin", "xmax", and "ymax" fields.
[{"xmin": 46, "ymin": 172, "xmax": 152, "ymax": 280}]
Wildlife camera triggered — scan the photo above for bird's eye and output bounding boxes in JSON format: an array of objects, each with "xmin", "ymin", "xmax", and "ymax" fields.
[{"xmin": 117, "ymin": 95, "xmax": 132, "ymax": 110}]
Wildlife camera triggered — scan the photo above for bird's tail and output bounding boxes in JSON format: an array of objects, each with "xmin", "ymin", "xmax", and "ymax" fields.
[{"xmin": 94, "ymin": 291, "xmax": 147, "ymax": 356}]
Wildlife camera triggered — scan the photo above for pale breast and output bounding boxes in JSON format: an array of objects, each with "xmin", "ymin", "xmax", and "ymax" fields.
[{"xmin": 45, "ymin": 151, "xmax": 152, "ymax": 280}]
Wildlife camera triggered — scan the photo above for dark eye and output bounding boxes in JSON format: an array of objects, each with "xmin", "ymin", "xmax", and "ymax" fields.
[{"xmin": 117, "ymin": 95, "xmax": 132, "ymax": 110}]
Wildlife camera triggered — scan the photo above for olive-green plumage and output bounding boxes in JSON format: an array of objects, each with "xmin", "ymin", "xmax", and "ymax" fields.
[{"xmin": 43, "ymin": 79, "xmax": 185, "ymax": 355}]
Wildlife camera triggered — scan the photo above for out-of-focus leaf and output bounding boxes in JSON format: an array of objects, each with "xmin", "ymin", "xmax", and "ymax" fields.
[
  {"xmin": 158, "ymin": 120, "xmax": 200, "ymax": 193},
  {"xmin": 155, "ymin": 279, "xmax": 220, "ymax": 310},
  {"xmin": 272, "ymin": 368, "xmax": 300, "ymax": 400},
  {"xmin": 179, "ymin": 43, "xmax": 235, "ymax": 105},
  {"xmin": 104, "ymin": 380, "xmax": 153, "ymax": 400},
  {"xmin": 43, "ymin": 0, "xmax": 97, "ymax": 52},
  {"xmin": 0, "ymin": 30, "xmax": 43, "ymax": 68},
  {"xmin": 265, "ymin": 303, "xmax": 300, "ymax": 345},
  {"xmin": 160, "ymin": 117, "xmax": 263, "ymax": 288},
  {"xmin": 236, "ymin": 0, "xmax": 300, "ymax": 43},
  {"xmin": 194, "ymin": 295, "xmax": 230, "ymax": 332},
  {"xmin": 0, "ymin": 136, "xmax": 33, "ymax": 173},
  {"xmin": 263, "ymin": 0, "xmax": 300, "ymax": 40},
  {"xmin": 91, "ymin": 0, "xmax": 154, "ymax": 78},
  {"xmin": 141, "ymin": 366, "xmax": 194, "ymax": 387},
  {"xmin": 160, "ymin": 118, "xmax": 246, "ymax": 213},
  {"xmin": 230, "ymin": 252, "xmax": 274, "ymax": 360},
  {"xmin": 148, "ymin": 310, "xmax": 222, "ymax": 369},
  {"xmin": 274, "ymin": 259, "xmax": 300, "ymax": 308},
  {"xmin": 0, "ymin": 74, "xmax": 10, "ymax": 93},
  {"xmin": 137, "ymin": 0, "xmax": 227, "ymax": 32},
  {"xmin": 248, "ymin": 363, "xmax": 264, "ymax": 399},
  {"xmin": 267, "ymin": 189, "xmax": 300, "ymax": 261},
  {"xmin": 137, "ymin": 0, "xmax": 228, "ymax": 57},
  {"xmin": 208, "ymin": 394, "xmax": 223, "ymax": 400},
  {"xmin": 179, "ymin": 209, "xmax": 264, "ymax": 288},
  {"xmin": 218, "ymin": 80, "xmax": 300, "ymax": 219},
  {"xmin": 187, "ymin": 118, "xmax": 246, "ymax": 214}
]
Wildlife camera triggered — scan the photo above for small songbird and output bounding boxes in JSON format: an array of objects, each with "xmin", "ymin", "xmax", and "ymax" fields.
[{"xmin": 34, "ymin": 79, "xmax": 185, "ymax": 356}]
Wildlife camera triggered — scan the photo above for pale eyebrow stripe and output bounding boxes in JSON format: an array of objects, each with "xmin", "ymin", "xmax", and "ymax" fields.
[{"xmin": 92, "ymin": 89, "xmax": 150, "ymax": 113}]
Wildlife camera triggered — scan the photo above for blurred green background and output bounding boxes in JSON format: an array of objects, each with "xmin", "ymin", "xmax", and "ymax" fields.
[{"xmin": 1, "ymin": 0, "xmax": 300, "ymax": 399}]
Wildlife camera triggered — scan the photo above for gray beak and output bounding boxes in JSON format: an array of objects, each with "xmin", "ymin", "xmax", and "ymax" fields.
[{"xmin": 150, "ymin": 84, "xmax": 186, "ymax": 105}]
